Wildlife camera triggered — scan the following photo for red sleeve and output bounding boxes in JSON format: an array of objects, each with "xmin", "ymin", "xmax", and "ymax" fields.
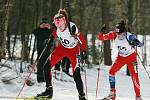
[
  {"xmin": 78, "ymin": 32, "xmax": 88, "ymax": 51},
  {"xmin": 97, "ymin": 31, "xmax": 117, "ymax": 40},
  {"xmin": 97, "ymin": 32, "xmax": 104, "ymax": 40}
]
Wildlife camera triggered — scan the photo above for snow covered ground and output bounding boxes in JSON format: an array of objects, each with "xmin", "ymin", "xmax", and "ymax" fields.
[{"xmin": 0, "ymin": 61, "xmax": 150, "ymax": 100}]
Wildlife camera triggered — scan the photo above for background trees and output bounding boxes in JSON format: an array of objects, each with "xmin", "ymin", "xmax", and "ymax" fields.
[{"xmin": 0, "ymin": 0, "xmax": 150, "ymax": 66}]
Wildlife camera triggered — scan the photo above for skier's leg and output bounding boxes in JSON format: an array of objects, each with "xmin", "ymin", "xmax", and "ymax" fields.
[
  {"xmin": 49, "ymin": 45, "xmax": 65, "ymax": 80},
  {"xmin": 73, "ymin": 67, "xmax": 87, "ymax": 100},
  {"xmin": 108, "ymin": 56, "xmax": 125, "ymax": 100},
  {"xmin": 36, "ymin": 62, "xmax": 53, "ymax": 98},
  {"xmin": 68, "ymin": 45, "xmax": 87, "ymax": 100},
  {"xmin": 65, "ymin": 57, "xmax": 71, "ymax": 74},
  {"xmin": 127, "ymin": 62, "xmax": 141, "ymax": 100},
  {"xmin": 126, "ymin": 52, "xmax": 142, "ymax": 100},
  {"xmin": 37, "ymin": 45, "xmax": 65, "ymax": 98}
]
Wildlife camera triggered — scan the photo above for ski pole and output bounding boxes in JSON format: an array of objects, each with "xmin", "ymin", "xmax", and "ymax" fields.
[
  {"xmin": 135, "ymin": 49, "xmax": 150, "ymax": 79},
  {"xmin": 83, "ymin": 60, "xmax": 88, "ymax": 99},
  {"xmin": 37, "ymin": 37, "xmax": 52, "ymax": 62},
  {"xmin": 95, "ymin": 68, "xmax": 100, "ymax": 99},
  {"xmin": 95, "ymin": 24, "xmax": 106, "ymax": 99},
  {"xmin": 95, "ymin": 42, "xmax": 104, "ymax": 99},
  {"xmin": 16, "ymin": 36, "xmax": 53, "ymax": 99},
  {"xmin": 16, "ymin": 63, "xmax": 36, "ymax": 99}
]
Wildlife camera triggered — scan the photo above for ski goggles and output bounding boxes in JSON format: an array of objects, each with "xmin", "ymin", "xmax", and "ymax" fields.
[{"xmin": 54, "ymin": 15, "xmax": 66, "ymax": 27}]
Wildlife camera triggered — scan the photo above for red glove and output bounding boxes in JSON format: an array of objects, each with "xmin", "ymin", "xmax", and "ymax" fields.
[{"xmin": 98, "ymin": 32, "xmax": 104, "ymax": 40}]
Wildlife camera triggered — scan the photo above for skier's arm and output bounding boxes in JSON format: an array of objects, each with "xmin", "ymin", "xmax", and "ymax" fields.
[
  {"xmin": 77, "ymin": 32, "xmax": 88, "ymax": 52},
  {"xmin": 71, "ymin": 22, "xmax": 88, "ymax": 60},
  {"xmin": 70, "ymin": 22, "xmax": 87, "ymax": 51},
  {"xmin": 128, "ymin": 34, "xmax": 143, "ymax": 47},
  {"xmin": 97, "ymin": 31, "xmax": 117, "ymax": 41},
  {"xmin": 77, "ymin": 32, "xmax": 88, "ymax": 60}
]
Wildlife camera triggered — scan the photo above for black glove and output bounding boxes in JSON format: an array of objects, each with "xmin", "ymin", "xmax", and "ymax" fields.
[
  {"xmin": 81, "ymin": 51, "xmax": 87, "ymax": 60},
  {"xmin": 101, "ymin": 24, "xmax": 106, "ymax": 33}
]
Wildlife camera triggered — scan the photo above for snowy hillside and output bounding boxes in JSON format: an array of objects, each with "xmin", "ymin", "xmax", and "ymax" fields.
[{"xmin": 0, "ymin": 60, "xmax": 150, "ymax": 100}]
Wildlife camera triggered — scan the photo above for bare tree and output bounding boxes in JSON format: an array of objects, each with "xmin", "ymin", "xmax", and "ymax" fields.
[
  {"xmin": 0, "ymin": 0, "xmax": 11, "ymax": 61},
  {"xmin": 101, "ymin": 0, "xmax": 112, "ymax": 65}
]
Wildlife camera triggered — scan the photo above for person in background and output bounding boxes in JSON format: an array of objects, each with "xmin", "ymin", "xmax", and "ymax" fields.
[
  {"xmin": 62, "ymin": 57, "xmax": 71, "ymax": 76},
  {"xmin": 97, "ymin": 20, "xmax": 143, "ymax": 100},
  {"xmin": 32, "ymin": 18, "xmax": 53, "ymax": 84},
  {"xmin": 36, "ymin": 9, "xmax": 88, "ymax": 100}
]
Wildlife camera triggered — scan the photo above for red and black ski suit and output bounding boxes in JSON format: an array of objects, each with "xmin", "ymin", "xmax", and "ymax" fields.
[
  {"xmin": 48, "ymin": 22, "xmax": 87, "ymax": 96},
  {"xmin": 98, "ymin": 31, "xmax": 141, "ymax": 97}
]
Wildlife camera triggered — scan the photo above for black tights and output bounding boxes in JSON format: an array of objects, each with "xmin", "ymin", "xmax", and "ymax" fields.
[{"xmin": 73, "ymin": 67, "xmax": 84, "ymax": 96}]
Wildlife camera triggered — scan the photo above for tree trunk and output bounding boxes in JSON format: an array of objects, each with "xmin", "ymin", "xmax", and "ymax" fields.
[
  {"xmin": 6, "ymin": 24, "xmax": 11, "ymax": 58},
  {"xmin": 101, "ymin": 0, "xmax": 112, "ymax": 65},
  {"xmin": 0, "ymin": 0, "xmax": 11, "ymax": 61},
  {"xmin": 143, "ymin": 35, "xmax": 147, "ymax": 65},
  {"xmin": 126, "ymin": 0, "xmax": 134, "ymax": 76},
  {"xmin": 78, "ymin": 0, "xmax": 83, "ymax": 30}
]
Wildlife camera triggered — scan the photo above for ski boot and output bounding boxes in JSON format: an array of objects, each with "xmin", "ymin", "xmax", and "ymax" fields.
[
  {"xmin": 136, "ymin": 95, "xmax": 143, "ymax": 100},
  {"xmin": 79, "ymin": 93, "xmax": 87, "ymax": 100},
  {"xmin": 103, "ymin": 88, "xmax": 116, "ymax": 100},
  {"xmin": 36, "ymin": 86, "xmax": 53, "ymax": 99}
]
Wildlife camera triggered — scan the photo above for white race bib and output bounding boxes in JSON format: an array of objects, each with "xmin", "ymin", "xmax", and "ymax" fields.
[{"xmin": 56, "ymin": 22, "xmax": 79, "ymax": 48}]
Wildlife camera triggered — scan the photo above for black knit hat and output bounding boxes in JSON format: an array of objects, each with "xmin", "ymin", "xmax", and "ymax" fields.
[{"xmin": 115, "ymin": 20, "xmax": 126, "ymax": 33}]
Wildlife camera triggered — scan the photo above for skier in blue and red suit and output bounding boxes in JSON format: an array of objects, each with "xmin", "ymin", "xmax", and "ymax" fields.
[
  {"xmin": 36, "ymin": 9, "xmax": 88, "ymax": 100},
  {"xmin": 97, "ymin": 20, "xmax": 143, "ymax": 100}
]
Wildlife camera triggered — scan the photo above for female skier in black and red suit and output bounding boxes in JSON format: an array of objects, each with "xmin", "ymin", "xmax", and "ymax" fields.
[{"xmin": 36, "ymin": 9, "xmax": 88, "ymax": 100}]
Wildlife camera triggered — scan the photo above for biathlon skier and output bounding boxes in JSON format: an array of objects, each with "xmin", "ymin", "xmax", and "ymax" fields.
[
  {"xmin": 97, "ymin": 20, "xmax": 143, "ymax": 100},
  {"xmin": 36, "ymin": 9, "xmax": 88, "ymax": 100}
]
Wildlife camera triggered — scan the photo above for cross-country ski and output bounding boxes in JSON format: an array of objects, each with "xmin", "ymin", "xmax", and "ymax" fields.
[{"xmin": 0, "ymin": 96, "xmax": 52, "ymax": 100}]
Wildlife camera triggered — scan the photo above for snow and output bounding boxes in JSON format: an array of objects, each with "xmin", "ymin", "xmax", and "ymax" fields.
[
  {"xmin": 0, "ymin": 35, "xmax": 150, "ymax": 100},
  {"xmin": 0, "ymin": 61, "xmax": 150, "ymax": 100}
]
